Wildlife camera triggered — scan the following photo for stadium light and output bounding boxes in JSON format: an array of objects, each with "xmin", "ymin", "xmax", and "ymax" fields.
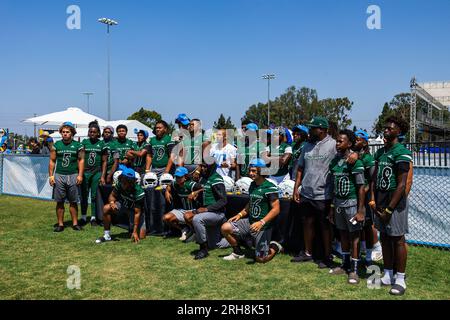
[
  {"xmin": 98, "ymin": 17, "xmax": 119, "ymax": 121},
  {"xmin": 262, "ymin": 74, "xmax": 276, "ymax": 127}
]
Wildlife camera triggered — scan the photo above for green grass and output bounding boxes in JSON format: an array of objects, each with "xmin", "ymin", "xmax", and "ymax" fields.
[{"xmin": 0, "ymin": 195, "xmax": 449, "ymax": 300}]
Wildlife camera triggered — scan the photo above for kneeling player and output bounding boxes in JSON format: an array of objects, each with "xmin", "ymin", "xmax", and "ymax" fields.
[
  {"xmin": 328, "ymin": 130, "xmax": 366, "ymax": 284},
  {"xmin": 163, "ymin": 166, "xmax": 203, "ymax": 241},
  {"xmin": 96, "ymin": 166, "xmax": 146, "ymax": 244},
  {"xmin": 221, "ymin": 159, "xmax": 282, "ymax": 263}
]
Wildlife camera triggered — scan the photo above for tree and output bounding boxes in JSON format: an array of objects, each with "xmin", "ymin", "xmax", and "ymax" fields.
[
  {"xmin": 242, "ymin": 86, "xmax": 353, "ymax": 129},
  {"xmin": 213, "ymin": 114, "xmax": 236, "ymax": 129},
  {"xmin": 127, "ymin": 108, "xmax": 162, "ymax": 130},
  {"xmin": 373, "ymin": 93, "xmax": 411, "ymax": 136}
]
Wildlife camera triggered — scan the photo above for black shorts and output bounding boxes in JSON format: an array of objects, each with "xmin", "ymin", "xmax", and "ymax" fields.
[{"xmin": 299, "ymin": 197, "xmax": 332, "ymax": 220}]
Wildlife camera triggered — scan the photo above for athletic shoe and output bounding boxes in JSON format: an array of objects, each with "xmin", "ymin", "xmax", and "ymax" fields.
[
  {"xmin": 95, "ymin": 235, "xmax": 112, "ymax": 244},
  {"xmin": 318, "ymin": 257, "xmax": 334, "ymax": 269},
  {"xmin": 182, "ymin": 229, "xmax": 195, "ymax": 243},
  {"xmin": 329, "ymin": 266, "xmax": 347, "ymax": 275},
  {"xmin": 291, "ymin": 252, "xmax": 313, "ymax": 263},
  {"xmin": 90, "ymin": 219, "xmax": 98, "ymax": 227},
  {"xmin": 194, "ymin": 249, "xmax": 209, "ymax": 260},
  {"xmin": 78, "ymin": 219, "xmax": 87, "ymax": 227},
  {"xmin": 348, "ymin": 272, "xmax": 360, "ymax": 285},
  {"xmin": 72, "ymin": 225, "xmax": 83, "ymax": 231},
  {"xmin": 223, "ymin": 252, "xmax": 245, "ymax": 261},
  {"xmin": 389, "ymin": 284, "xmax": 406, "ymax": 296},
  {"xmin": 269, "ymin": 241, "xmax": 283, "ymax": 254},
  {"xmin": 179, "ymin": 227, "xmax": 191, "ymax": 241},
  {"xmin": 54, "ymin": 225, "xmax": 65, "ymax": 233}
]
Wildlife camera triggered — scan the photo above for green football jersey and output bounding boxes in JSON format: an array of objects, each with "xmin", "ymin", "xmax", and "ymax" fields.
[
  {"xmin": 289, "ymin": 141, "xmax": 306, "ymax": 170},
  {"xmin": 134, "ymin": 141, "xmax": 150, "ymax": 169},
  {"xmin": 53, "ymin": 140, "xmax": 84, "ymax": 175},
  {"xmin": 113, "ymin": 180, "xmax": 145, "ymax": 209},
  {"xmin": 172, "ymin": 180, "xmax": 197, "ymax": 210},
  {"xmin": 150, "ymin": 135, "xmax": 174, "ymax": 168},
  {"xmin": 103, "ymin": 139, "xmax": 119, "ymax": 173},
  {"xmin": 202, "ymin": 172, "xmax": 224, "ymax": 207},
  {"xmin": 374, "ymin": 143, "xmax": 413, "ymax": 192},
  {"xmin": 82, "ymin": 138, "xmax": 108, "ymax": 173},
  {"xmin": 115, "ymin": 138, "xmax": 136, "ymax": 161},
  {"xmin": 268, "ymin": 142, "xmax": 292, "ymax": 177},
  {"xmin": 248, "ymin": 179, "xmax": 279, "ymax": 228},
  {"xmin": 329, "ymin": 156, "xmax": 365, "ymax": 200},
  {"xmin": 237, "ymin": 141, "xmax": 265, "ymax": 177},
  {"xmin": 359, "ymin": 152, "xmax": 375, "ymax": 186}
]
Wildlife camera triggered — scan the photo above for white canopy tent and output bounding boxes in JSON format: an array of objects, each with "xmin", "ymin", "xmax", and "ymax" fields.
[
  {"xmin": 50, "ymin": 120, "xmax": 154, "ymax": 141},
  {"xmin": 23, "ymin": 107, "xmax": 107, "ymax": 128}
]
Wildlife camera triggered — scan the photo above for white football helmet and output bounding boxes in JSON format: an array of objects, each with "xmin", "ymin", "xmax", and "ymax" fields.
[
  {"xmin": 113, "ymin": 170, "xmax": 122, "ymax": 187},
  {"xmin": 159, "ymin": 173, "xmax": 174, "ymax": 187},
  {"xmin": 142, "ymin": 172, "xmax": 158, "ymax": 189},
  {"xmin": 278, "ymin": 179, "xmax": 295, "ymax": 199},
  {"xmin": 235, "ymin": 177, "xmax": 253, "ymax": 194},
  {"xmin": 223, "ymin": 176, "xmax": 235, "ymax": 193}
]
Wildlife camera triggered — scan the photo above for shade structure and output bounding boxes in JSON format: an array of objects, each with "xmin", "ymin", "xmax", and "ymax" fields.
[{"xmin": 23, "ymin": 107, "xmax": 107, "ymax": 128}]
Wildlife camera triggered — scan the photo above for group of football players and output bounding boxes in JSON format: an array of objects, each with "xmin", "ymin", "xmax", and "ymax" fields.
[{"xmin": 48, "ymin": 113, "xmax": 412, "ymax": 296}]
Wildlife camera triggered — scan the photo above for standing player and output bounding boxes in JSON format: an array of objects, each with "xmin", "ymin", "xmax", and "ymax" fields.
[
  {"xmin": 146, "ymin": 120, "xmax": 176, "ymax": 177},
  {"xmin": 289, "ymin": 125, "xmax": 309, "ymax": 180},
  {"xmin": 80, "ymin": 121, "xmax": 109, "ymax": 226},
  {"xmin": 328, "ymin": 130, "xmax": 366, "ymax": 284},
  {"xmin": 49, "ymin": 122, "xmax": 85, "ymax": 232},
  {"xmin": 162, "ymin": 167, "xmax": 203, "ymax": 241},
  {"xmin": 209, "ymin": 129, "xmax": 237, "ymax": 178},
  {"xmin": 127, "ymin": 130, "xmax": 151, "ymax": 175},
  {"xmin": 265, "ymin": 127, "xmax": 292, "ymax": 184},
  {"xmin": 221, "ymin": 159, "xmax": 282, "ymax": 263},
  {"xmin": 235, "ymin": 123, "xmax": 267, "ymax": 180},
  {"xmin": 371, "ymin": 116, "xmax": 412, "ymax": 296},
  {"xmin": 292, "ymin": 116, "xmax": 336, "ymax": 268},
  {"xmin": 95, "ymin": 166, "xmax": 146, "ymax": 244},
  {"xmin": 115, "ymin": 124, "xmax": 136, "ymax": 167}
]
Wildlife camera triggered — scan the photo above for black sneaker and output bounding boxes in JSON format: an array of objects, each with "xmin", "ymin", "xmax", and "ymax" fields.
[
  {"xmin": 78, "ymin": 219, "xmax": 87, "ymax": 227},
  {"xmin": 90, "ymin": 219, "xmax": 98, "ymax": 227},
  {"xmin": 291, "ymin": 252, "xmax": 313, "ymax": 263},
  {"xmin": 317, "ymin": 258, "xmax": 334, "ymax": 269},
  {"xmin": 54, "ymin": 225, "xmax": 65, "ymax": 233},
  {"xmin": 72, "ymin": 225, "xmax": 83, "ymax": 231},
  {"xmin": 194, "ymin": 249, "xmax": 209, "ymax": 260}
]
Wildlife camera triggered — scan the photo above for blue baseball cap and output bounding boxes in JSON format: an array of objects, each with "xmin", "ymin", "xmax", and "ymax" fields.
[
  {"xmin": 134, "ymin": 129, "xmax": 149, "ymax": 139},
  {"xmin": 174, "ymin": 167, "xmax": 189, "ymax": 177},
  {"xmin": 355, "ymin": 130, "xmax": 369, "ymax": 142},
  {"xmin": 246, "ymin": 123, "xmax": 259, "ymax": 132},
  {"xmin": 62, "ymin": 121, "xmax": 75, "ymax": 128},
  {"xmin": 175, "ymin": 113, "xmax": 190, "ymax": 126},
  {"xmin": 249, "ymin": 158, "xmax": 267, "ymax": 168},
  {"xmin": 292, "ymin": 125, "xmax": 309, "ymax": 134}
]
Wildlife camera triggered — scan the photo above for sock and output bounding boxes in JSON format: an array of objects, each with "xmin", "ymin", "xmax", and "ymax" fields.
[
  {"xmin": 91, "ymin": 216, "xmax": 96, "ymax": 221},
  {"xmin": 381, "ymin": 269, "xmax": 394, "ymax": 285},
  {"xmin": 360, "ymin": 241, "xmax": 366, "ymax": 253},
  {"xmin": 233, "ymin": 246, "xmax": 244, "ymax": 255},
  {"xmin": 305, "ymin": 251, "xmax": 312, "ymax": 257},
  {"xmin": 342, "ymin": 252, "xmax": 350, "ymax": 271},
  {"xmin": 351, "ymin": 258, "xmax": 359, "ymax": 273},
  {"xmin": 104, "ymin": 230, "xmax": 110, "ymax": 237},
  {"xmin": 365, "ymin": 249, "xmax": 373, "ymax": 262},
  {"xmin": 81, "ymin": 215, "xmax": 87, "ymax": 221},
  {"xmin": 395, "ymin": 272, "xmax": 406, "ymax": 289}
]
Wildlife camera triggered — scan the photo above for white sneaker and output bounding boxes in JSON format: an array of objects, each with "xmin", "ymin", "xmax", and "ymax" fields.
[
  {"xmin": 223, "ymin": 252, "xmax": 245, "ymax": 261},
  {"xmin": 95, "ymin": 235, "xmax": 112, "ymax": 244},
  {"xmin": 372, "ymin": 245, "xmax": 383, "ymax": 261},
  {"xmin": 179, "ymin": 229, "xmax": 188, "ymax": 241}
]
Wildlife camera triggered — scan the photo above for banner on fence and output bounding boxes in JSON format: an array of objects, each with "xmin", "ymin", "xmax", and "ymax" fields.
[{"xmin": 2, "ymin": 155, "xmax": 53, "ymax": 200}]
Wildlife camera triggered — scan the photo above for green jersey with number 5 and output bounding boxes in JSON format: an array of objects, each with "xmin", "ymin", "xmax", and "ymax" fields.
[
  {"xmin": 82, "ymin": 138, "xmax": 108, "ymax": 173},
  {"xmin": 248, "ymin": 179, "xmax": 279, "ymax": 229},
  {"xmin": 374, "ymin": 143, "xmax": 412, "ymax": 192},
  {"xmin": 53, "ymin": 140, "xmax": 84, "ymax": 175},
  {"xmin": 329, "ymin": 156, "xmax": 365, "ymax": 200}
]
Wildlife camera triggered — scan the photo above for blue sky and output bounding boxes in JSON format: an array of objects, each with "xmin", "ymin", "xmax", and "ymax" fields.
[{"xmin": 1, "ymin": 0, "xmax": 450, "ymax": 136}]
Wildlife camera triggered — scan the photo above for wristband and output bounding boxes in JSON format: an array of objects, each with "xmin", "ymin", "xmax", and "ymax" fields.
[
  {"xmin": 260, "ymin": 220, "xmax": 266, "ymax": 226},
  {"xmin": 385, "ymin": 207, "xmax": 393, "ymax": 215},
  {"xmin": 238, "ymin": 212, "xmax": 243, "ymax": 218},
  {"xmin": 330, "ymin": 204, "xmax": 335, "ymax": 208}
]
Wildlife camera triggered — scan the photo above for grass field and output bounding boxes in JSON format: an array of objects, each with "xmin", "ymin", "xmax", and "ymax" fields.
[{"xmin": 0, "ymin": 195, "xmax": 449, "ymax": 300}]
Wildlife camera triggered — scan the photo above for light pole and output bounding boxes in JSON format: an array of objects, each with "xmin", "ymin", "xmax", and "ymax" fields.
[
  {"xmin": 98, "ymin": 18, "xmax": 118, "ymax": 121},
  {"xmin": 262, "ymin": 74, "xmax": 275, "ymax": 128},
  {"xmin": 82, "ymin": 92, "xmax": 94, "ymax": 114}
]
